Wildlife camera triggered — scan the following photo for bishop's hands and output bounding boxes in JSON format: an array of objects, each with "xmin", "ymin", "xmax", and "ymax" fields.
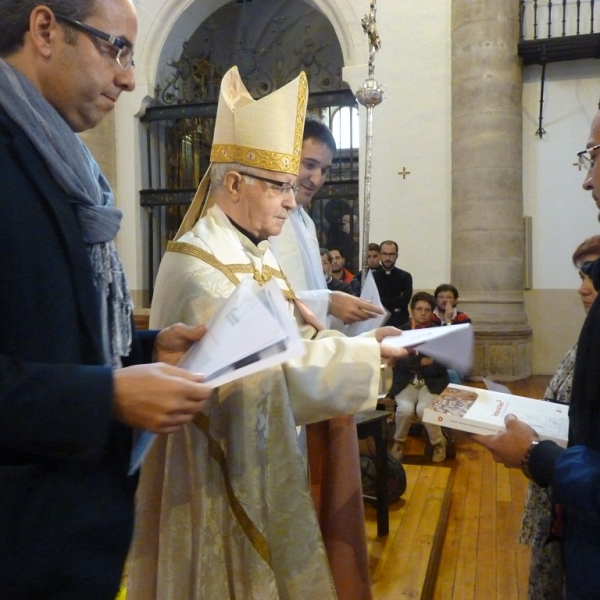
[
  {"xmin": 329, "ymin": 291, "xmax": 384, "ymax": 324},
  {"xmin": 375, "ymin": 326, "xmax": 410, "ymax": 366},
  {"xmin": 113, "ymin": 323, "xmax": 212, "ymax": 433},
  {"xmin": 471, "ymin": 414, "xmax": 539, "ymax": 468}
]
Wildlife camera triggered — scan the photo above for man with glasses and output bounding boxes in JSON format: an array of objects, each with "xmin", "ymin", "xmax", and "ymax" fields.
[
  {"xmin": 374, "ymin": 239, "xmax": 413, "ymax": 327},
  {"xmin": 129, "ymin": 66, "xmax": 407, "ymax": 600},
  {"xmin": 0, "ymin": 1, "xmax": 213, "ymax": 598},
  {"xmin": 472, "ymin": 111, "xmax": 600, "ymax": 598},
  {"xmin": 431, "ymin": 284, "xmax": 472, "ymax": 326},
  {"xmin": 272, "ymin": 117, "xmax": 380, "ymax": 324},
  {"xmin": 269, "ymin": 117, "xmax": 383, "ymax": 600}
]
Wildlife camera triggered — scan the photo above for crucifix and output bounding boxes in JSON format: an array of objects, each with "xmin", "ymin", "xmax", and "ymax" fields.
[
  {"xmin": 356, "ymin": 1, "xmax": 386, "ymax": 291},
  {"xmin": 398, "ymin": 167, "xmax": 411, "ymax": 179}
]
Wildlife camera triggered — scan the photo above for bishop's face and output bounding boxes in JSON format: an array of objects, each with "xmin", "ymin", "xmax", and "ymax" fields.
[{"xmin": 237, "ymin": 170, "xmax": 297, "ymax": 240}]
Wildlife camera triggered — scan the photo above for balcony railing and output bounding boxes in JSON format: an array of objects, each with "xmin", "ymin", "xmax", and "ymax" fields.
[{"xmin": 519, "ymin": 0, "xmax": 600, "ymax": 63}]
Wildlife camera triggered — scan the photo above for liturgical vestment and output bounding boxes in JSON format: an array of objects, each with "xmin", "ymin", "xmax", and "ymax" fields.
[
  {"xmin": 127, "ymin": 205, "xmax": 381, "ymax": 600},
  {"xmin": 273, "ymin": 211, "xmax": 374, "ymax": 600}
]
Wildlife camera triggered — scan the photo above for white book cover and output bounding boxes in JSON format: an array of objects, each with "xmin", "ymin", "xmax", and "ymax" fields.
[{"xmin": 422, "ymin": 383, "xmax": 569, "ymax": 447}]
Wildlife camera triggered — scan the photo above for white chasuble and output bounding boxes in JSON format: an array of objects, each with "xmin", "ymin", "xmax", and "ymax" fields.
[{"xmin": 127, "ymin": 205, "xmax": 380, "ymax": 600}]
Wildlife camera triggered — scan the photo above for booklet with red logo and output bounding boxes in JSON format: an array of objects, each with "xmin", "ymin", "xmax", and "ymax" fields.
[{"xmin": 422, "ymin": 383, "xmax": 569, "ymax": 447}]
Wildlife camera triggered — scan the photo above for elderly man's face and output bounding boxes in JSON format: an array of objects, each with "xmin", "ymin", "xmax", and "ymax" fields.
[
  {"xmin": 582, "ymin": 111, "xmax": 600, "ymax": 218},
  {"xmin": 41, "ymin": 0, "xmax": 137, "ymax": 132},
  {"xmin": 238, "ymin": 170, "xmax": 297, "ymax": 240}
]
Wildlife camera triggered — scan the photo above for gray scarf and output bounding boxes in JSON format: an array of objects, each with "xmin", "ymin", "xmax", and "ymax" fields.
[{"xmin": 0, "ymin": 59, "xmax": 132, "ymax": 368}]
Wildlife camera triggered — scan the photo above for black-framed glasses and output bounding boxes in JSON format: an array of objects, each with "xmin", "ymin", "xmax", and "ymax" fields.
[
  {"xmin": 240, "ymin": 172, "xmax": 300, "ymax": 197},
  {"xmin": 577, "ymin": 143, "xmax": 600, "ymax": 171},
  {"xmin": 54, "ymin": 14, "xmax": 135, "ymax": 70}
]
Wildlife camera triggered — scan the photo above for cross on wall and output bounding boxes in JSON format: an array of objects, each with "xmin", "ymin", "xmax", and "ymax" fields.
[{"xmin": 398, "ymin": 167, "xmax": 411, "ymax": 179}]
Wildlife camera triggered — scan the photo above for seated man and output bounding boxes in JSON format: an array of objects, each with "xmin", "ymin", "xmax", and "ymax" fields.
[
  {"xmin": 355, "ymin": 242, "xmax": 381, "ymax": 287},
  {"xmin": 321, "ymin": 248, "xmax": 354, "ymax": 294},
  {"xmin": 330, "ymin": 247, "xmax": 359, "ymax": 295},
  {"xmin": 431, "ymin": 283, "xmax": 472, "ymax": 326}
]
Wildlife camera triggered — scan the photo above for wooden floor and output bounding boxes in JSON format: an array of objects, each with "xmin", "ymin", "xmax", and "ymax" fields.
[{"xmin": 366, "ymin": 376, "xmax": 551, "ymax": 600}]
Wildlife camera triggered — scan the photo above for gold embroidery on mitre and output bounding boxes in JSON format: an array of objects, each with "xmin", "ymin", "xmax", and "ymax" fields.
[
  {"xmin": 166, "ymin": 241, "xmax": 296, "ymax": 299},
  {"xmin": 293, "ymin": 72, "xmax": 308, "ymax": 160},
  {"xmin": 210, "ymin": 144, "xmax": 298, "ymax": 174},
  {"xmin": 193, "ymin": 412, "xmax": 272, "ymax": 567}
]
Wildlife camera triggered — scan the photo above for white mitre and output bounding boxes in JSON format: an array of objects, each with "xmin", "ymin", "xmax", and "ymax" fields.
[{"xmin": 175, "ymin": 66, "xmax": 309, "ymax": 239}]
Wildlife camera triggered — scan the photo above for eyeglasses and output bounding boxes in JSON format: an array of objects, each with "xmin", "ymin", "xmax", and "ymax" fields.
[
  {"xmin": 54, "ymin": 14, "xmax": 135, "ymax": 70},
  {"xmin": 577, "ymin": 143, "xmax": 600, "ymax": 171},
  {"xmin": 240, "ymin": 172, "xmax": 300, "ymax": 197}
]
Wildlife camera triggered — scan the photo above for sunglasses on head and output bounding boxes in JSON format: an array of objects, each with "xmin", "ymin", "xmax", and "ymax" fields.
[{"xmin": 581, "ymin": 260, "xmax": 597, "ymax": 276}]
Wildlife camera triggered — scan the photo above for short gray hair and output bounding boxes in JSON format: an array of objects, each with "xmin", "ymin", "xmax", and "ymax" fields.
[{"xmin": 210, "ymin": 162, "xmax": 264, "ymax": 191}]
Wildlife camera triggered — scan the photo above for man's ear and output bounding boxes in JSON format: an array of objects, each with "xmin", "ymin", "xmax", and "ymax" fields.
[
  {"xmin": 224, "ymin": 171, "xmax": 243, "ymax": 203},
  {"xmin": 29, "ymin": 6, "xmax": 59, "ymax": 59}
]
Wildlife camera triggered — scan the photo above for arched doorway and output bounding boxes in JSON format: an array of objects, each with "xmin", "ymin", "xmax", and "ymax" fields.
[{"xmin": 139, "ymin": 0, "xmax": 363, "ymax": 296}]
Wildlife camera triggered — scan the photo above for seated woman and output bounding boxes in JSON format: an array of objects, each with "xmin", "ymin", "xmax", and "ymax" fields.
[{"xmin": 386, "ymin": 292, "xmax": 449, "ymax": 462}]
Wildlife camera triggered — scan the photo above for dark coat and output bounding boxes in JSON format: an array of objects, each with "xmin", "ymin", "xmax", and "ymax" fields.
[
  {"xmin": 326, "ymin": 275, "xmax": 355, "ymax": 295},
  {"xmin": 0, "ymin": 108, "xmax": 151, "ymax": 599},
  {"xmin": 387, "ymin": 322, "xmax": 449, "ymax": 397},
  {"xmin": 373, "ymin": 266, "xmax": 413, "ymax": 327}
]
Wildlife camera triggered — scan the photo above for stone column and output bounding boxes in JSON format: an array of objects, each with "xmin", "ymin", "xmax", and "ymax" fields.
[{"xmin": 452, "ymin": 0, "xmax": 532, "ymax": 380}]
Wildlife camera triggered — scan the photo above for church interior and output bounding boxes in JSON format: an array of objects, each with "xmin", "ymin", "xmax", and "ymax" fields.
[{"xmin": 82, "ymin": 0, "xmax": 600, "ymax": 597}]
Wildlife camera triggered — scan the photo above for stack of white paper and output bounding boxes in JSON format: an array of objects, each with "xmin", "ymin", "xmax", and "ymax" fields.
[{"xmin": 129, "ymin": 278, "xmax": 305, "ymax": 473}]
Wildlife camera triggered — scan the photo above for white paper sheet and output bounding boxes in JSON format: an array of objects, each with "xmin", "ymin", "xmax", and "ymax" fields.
[
  {"xmin": 129, "ymin": 278, "xmax": 305, "ymax": 474},
  {"xmin": 344, "ymin": 269, "xmax": 389, "ymax": 337},
  {"xmin": 380, "ymin": 323, "xmax": 474, "ymax": 373}
]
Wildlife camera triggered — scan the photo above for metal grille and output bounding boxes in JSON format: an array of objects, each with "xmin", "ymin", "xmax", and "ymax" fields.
[
  {"xmin": 140, "ymin": 89, "xmax": 360, "ymax": 299},
  {"xmin": 520, "ymin": 0, "xmax": 599, "ymax": 40}
]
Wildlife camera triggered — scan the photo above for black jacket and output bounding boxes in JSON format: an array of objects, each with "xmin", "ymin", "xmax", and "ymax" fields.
[
  {"xmin": 0, "ymin": 108, "xmax": 153, "ymax": 599},
  {"xmin": 373, "ymin": 266, "xmax": 413, "ymax": 327}
]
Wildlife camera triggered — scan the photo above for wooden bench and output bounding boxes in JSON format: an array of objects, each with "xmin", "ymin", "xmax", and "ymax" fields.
[{"xmin": 366, "ymin": 464, "xmax": 454, "ymax": 600}]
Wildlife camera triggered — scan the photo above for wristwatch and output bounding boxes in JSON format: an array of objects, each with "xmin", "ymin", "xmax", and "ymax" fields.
[{"xmin": 521, "ymin": 439, "xmax": 540, "ymax": 480}]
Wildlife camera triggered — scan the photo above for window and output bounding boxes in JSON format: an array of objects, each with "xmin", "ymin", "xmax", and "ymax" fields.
[{"xmin": 331, "ymin": 106, "xmax": 359, "ymax": 149}]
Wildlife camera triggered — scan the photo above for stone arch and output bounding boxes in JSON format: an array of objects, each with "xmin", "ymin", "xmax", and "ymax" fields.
[{"xmin": 137, "ymin": 0, "xmax": 368, "ymax": 91}]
